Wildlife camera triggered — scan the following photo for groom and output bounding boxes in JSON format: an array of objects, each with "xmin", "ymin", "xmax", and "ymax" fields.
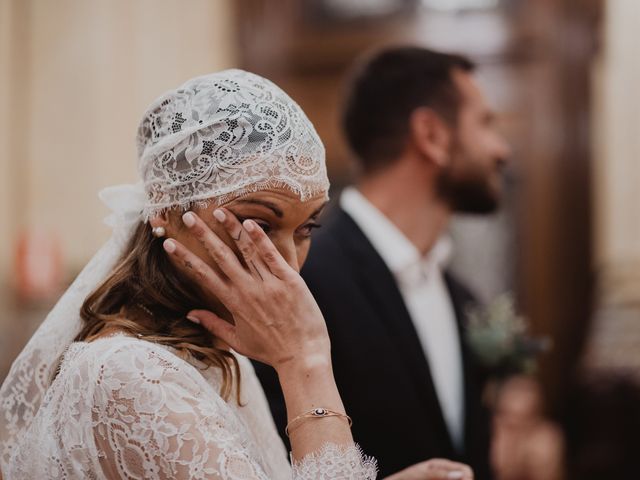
[{"xmin": 254, "ymin": 46, "xmax": 510, "ymax": 478}]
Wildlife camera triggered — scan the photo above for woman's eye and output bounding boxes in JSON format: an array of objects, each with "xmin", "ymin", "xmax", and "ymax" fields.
[
  {"xmin": 298, "ymin": 223, "xmax": 322, "ymax": 238},
  {"xmin": 235, "ymin": 216, "xmax": 272, "ymax": 235},
  {"xmin": 253, "ymin": 221, "xmax": 272, "ymax": 235}
]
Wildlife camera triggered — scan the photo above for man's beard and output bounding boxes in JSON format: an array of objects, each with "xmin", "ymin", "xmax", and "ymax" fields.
[{"xmin": 436, "ymin": 150, "xmax": 502, "ymax": 214}]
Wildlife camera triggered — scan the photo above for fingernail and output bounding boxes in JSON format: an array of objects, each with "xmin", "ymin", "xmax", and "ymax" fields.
[
  {"xmin": 182, "ymin": 212, "xmax": 196, "ymax": 227},
  {"xmin": 186, "ymin": 314, "xmax": 200, "ymax": 324},
  {"xmin": 243, "ymin": 219, "xmax": 254, "ymax": 231},
  {"xmin": 447, "ymin": 472, "xmax": 464, "ymax": 479},
  {"xmin": 213, "ymin": 209, "xmax": 226, "ymax": 222},
  {"xmin": 163, "ymin": 239, "xmax": 176, "ymax": 253}
]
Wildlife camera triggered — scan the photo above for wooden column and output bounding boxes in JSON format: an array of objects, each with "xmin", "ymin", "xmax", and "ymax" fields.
[{"xmin": 516, "ymin": 0, "xmax": 602, "ymax": 414}]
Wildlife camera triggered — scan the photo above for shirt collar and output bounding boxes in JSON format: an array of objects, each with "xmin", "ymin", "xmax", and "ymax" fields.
[{"xmin": 339, "ymin": 186, "xmax": 452, "ymax": 280}]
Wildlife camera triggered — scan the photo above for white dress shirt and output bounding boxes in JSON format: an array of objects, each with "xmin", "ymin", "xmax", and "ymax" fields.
[{"xmin": 340, "ymin": 187, "xmax": 465, "ymax": 450}]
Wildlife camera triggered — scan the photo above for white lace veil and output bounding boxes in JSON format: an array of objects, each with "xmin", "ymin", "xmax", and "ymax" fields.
[{"xmin": 0, "ymin": 69, "xmax": 329, "ymax": 465}]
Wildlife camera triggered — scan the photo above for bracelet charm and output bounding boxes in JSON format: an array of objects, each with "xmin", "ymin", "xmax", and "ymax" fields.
[{"xmin": 285, "ymin": 407, "xmax": 353, "ymax": 436}]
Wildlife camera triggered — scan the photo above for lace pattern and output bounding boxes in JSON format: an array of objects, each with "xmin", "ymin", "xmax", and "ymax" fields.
[
  {"xmin": 136, "ymin": 69, "xmax": 329, "ymax": 219},
  {"xmin": 292, "ymin": 443, "xmax": 378, "ymax": 480},
  {"xmin": 1, "ymin": 336, "xmax": 377, "ymax": 479}
]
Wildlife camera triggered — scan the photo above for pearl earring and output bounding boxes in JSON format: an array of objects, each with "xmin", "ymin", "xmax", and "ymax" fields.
[{"xmin": 152, "ymin": 226, "xmax": 166, "ymax": 238}]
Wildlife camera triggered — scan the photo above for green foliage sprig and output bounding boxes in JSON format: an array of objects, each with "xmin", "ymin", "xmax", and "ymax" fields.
[{"xmin": 465, "ymin": 294, "xmax": 551, "ymax": 376}]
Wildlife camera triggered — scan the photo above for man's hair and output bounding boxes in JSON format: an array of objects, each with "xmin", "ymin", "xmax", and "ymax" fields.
[{"xmin": 342, "ymin": 46, "xmax": 474, "ymax": 173}]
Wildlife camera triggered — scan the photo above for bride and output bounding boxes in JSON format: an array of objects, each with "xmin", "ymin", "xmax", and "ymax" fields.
[{"xmin": 0, "ymin": 69, "xmax": 472, "ymax": 480}]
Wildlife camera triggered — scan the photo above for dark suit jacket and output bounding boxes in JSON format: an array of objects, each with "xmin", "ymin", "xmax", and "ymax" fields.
[{"xmin": 253, "ymin": 208, "xmax": 493, "ymax": 479}]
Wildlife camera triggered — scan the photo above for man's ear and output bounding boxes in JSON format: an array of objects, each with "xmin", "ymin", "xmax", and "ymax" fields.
[{"xmin": 408, "ymin": 107, "xmax": 451, "ymax": 167}]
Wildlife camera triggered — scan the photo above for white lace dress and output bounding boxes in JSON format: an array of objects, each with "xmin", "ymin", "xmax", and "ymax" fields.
[{"xmin": 2, "ymin": 335, "xmax": 377, "ymax": 479}]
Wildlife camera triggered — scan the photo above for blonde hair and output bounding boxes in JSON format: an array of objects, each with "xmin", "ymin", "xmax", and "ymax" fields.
[{"xmin": 75, "ymin": 220, "xmax": 241, "ymax": 402}]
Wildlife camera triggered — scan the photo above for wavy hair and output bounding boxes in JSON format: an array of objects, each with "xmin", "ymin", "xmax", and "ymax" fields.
[{"xmin": 75, "ymin": 219, "xmax": 241, "ymax": 402}]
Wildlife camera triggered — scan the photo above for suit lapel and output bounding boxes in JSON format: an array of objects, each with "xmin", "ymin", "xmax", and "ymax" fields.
[{"xmin": 333, "ymin": 209, "xmax": 456, "ymax": 453}]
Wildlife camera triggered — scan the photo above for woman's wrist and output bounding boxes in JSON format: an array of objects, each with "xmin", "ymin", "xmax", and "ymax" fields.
[
  {"xmin": 276, "ymin": 353, "xmax": 339, "ymax": 412},
  {"xmin": 275, "ymin": 352, "xmax": 332, "ymax": 383},
  {"xmin": 273, "ymin": 349, "xmax": 354, "ymax": 460}
]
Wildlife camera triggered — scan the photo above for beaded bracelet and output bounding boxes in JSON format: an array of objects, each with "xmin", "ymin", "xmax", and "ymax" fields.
[{"xmin": 285, "ymin": 407, "xmax": 353, "ymax": 437}]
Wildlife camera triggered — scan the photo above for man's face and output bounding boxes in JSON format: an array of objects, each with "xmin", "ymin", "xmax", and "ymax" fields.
[{"xmin": 437, "ymin": 69, "xmax": 511, "ymax": 213}]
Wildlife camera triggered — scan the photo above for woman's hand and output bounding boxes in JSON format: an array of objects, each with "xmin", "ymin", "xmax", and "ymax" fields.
[
  {"xmin": 164, "ymin": 208, "xmax": 351, "ymax": 460},
  {"xmin": 162, "ymin": 208, "xmax": 331, "ymax": 373},
  {"xmin": 384, "ymin": 459, "xmax": 473, "ymax": 480}
]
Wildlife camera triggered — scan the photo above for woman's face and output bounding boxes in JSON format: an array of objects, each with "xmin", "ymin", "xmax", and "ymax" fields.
[{"xmin": 154, "ymin": 187, "xmax": 327, "ymax": 275}]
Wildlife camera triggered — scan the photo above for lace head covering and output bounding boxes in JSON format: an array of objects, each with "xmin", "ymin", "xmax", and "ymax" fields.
[
  {"xmin": 0, "ymin": 69, "xmax": 329, "ymax": 468},
  {"xmin": 138, "ymin": 69, "xmax": 328, "ymax": 218}
]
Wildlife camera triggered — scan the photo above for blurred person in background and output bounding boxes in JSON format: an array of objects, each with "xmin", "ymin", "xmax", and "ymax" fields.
[
  {"xmin": 491, "ymin": 376, "xmax": 565, "ymax": 480},
  {"xmin": 254, "ymin": 46, "xmax": 510, "ymax": 479}
]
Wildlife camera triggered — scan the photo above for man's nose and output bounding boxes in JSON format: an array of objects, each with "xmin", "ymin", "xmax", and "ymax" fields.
[{"xmin": 497, "ymin": 135, "xmax": 512, "ymax": 163}]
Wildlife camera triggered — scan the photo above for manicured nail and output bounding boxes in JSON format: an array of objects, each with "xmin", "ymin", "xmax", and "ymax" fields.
[
  {"xmin": 182, "ymin": 212, "xmax": 196, "ymax": 227},
  {"xmin": 163, "ymin": 239, "xmax": 176, "ymax": 253},
  {"xmin": 447, "ymin": 472, "xmax": 464, "ymax": 479},
  {"xmin": 186, "ymin": 314, "xmax": 200, "ymax": 324},
  {"xmin": 213, "ymin": 209, "xmax": 226, "ymax": 222},
  {"xmin": 243, "ymin": 219, "xmax": 254, "ymax": 232}
]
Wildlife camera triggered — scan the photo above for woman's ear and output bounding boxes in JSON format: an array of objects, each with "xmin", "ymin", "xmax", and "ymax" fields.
[
  {"xmin": 149, "ymin": 211, "xmax": 172, "ymax": 234},
  {"xmin": 408, "ymin": 107, "xmax": 452, "ymax": 168}
]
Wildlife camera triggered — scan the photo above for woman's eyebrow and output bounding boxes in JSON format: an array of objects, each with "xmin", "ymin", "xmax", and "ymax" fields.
[
  {"xmin": 310, "ymin": 202, "xmax": 329, "ymax": 219},
  {"xmin": 233, "ymin": 199, "xmax": 284, "ymax": 218}
]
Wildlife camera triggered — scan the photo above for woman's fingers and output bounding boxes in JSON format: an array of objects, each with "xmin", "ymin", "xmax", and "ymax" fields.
[
  {"xmin": 384, "ymin": 459, "xmax": 473, "ymax": 480},
  {"xmin": 242, "ymin": 219, "xmax": 294, "ymax": 280},
  {"xmin": 163, "ymin": 237, "xmax": 231, "ymax": 301},
  {"xmin": 181, "ymin": 211, "xmax": 248, "ymax": 282},
  {"xmin": 444, "ymin": 470, "xmax": 471, "ymax": 480},
  {"xmin": 425, "ymin": 459, "xmax": 473, "ymax": 480},
  {"xmin": 181, "ymin": 209, "xmax": 290, "ymax": 282},
  {"xmin": 187, "ymin": 309, "xmax": 239, "ymax": 350},
  {"xmin": 212, "ymin": 208, "xmax": 268, "ymax": 281},
  {"xmin": 424, "ymin": 468, "xmax": 471, "ymax": 480}
]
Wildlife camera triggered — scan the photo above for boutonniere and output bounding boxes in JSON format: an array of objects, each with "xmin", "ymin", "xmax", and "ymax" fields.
[{"xmin": 465, "ymin": 294, "xmax": 551, "ymax": 377}]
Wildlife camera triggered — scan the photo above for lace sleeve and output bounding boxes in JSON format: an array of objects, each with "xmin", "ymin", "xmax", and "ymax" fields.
[
  {"xmin": 292, "ymin": 443, "xmax": 378, "ymax": 480},
  {"xmin": 91, "ymin": 343, "xmax": 271, "ymax": 480},
  {"xmin": 91, "ymin": 342, "xmax": 377, "ymax": 479}
]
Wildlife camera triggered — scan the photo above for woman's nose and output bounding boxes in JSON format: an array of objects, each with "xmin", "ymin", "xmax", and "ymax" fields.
[{"xmin": 276, "ymin": 240, "xmax": 300, "ymax": 272}]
